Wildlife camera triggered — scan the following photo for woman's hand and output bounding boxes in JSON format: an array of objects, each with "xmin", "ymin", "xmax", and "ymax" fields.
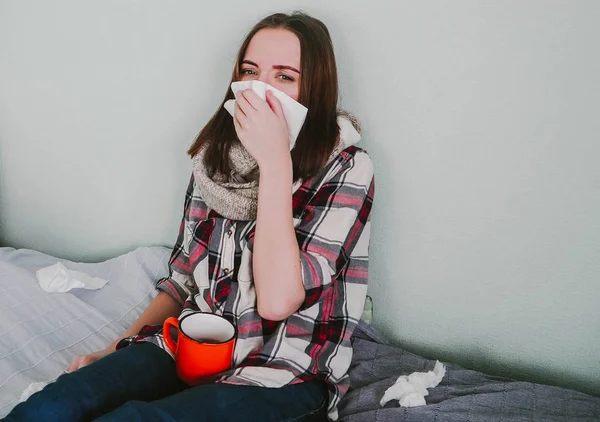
[
  {"xmin": 66, "ymin": 346, "xmax": 114, "ymax": 373},
  {"xmin": 233, "ymin": 89, "xmax": 291, "ymax": 173},
  {"xmin": 63, "ymin": 292, "xmax": 182, "ymax": 373}
]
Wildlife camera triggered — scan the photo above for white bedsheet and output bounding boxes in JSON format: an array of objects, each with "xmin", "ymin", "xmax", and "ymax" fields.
[{"xmin": 0, "ymin": 246, "xmax": 170, "ymax": 417}]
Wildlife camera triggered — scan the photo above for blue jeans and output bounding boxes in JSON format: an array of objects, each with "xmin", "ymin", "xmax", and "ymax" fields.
[{"xmin": 4, "ymin": 343, "xmax": 329, "ymax": 422}]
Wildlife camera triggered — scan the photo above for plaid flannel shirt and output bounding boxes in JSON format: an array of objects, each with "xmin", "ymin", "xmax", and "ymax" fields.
[{"xmin": 120, "ymin": 146, "xmax": 374, "ymax": 420}]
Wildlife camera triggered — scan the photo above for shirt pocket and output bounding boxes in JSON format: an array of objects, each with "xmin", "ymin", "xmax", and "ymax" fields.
[
  {"xmin": 188, "ymin": 219, "xmax": 216, "ymax": 311},
  {"xmin": 187, "ymin": 218, "xmax": 216, "ymax": 265},
  {"xmin": 235, "ymin": 245, "xmax": 257, "ymax": 315}
]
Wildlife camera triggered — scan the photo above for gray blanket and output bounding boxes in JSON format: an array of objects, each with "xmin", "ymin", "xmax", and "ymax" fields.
[{"xmin": 339, "ymin": 322, "xmax": 600, "ymax": 421}]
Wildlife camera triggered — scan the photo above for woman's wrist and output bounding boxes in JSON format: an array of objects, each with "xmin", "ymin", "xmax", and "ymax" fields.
[{"xmin": 258, "ymin": 154, "xmax": 293, "ymax": 181}]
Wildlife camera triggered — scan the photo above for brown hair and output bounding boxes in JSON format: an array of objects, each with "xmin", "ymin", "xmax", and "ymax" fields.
[{"xmin": 187, "ymin": 11, "xmax": 339, "ymax": 181}]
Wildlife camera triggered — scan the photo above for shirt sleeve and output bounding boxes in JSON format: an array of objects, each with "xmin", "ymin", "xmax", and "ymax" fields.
[
  {"xmin": 296, "ymin": 149, "xmax": 375, "ymax": 310},
  {"xmin": 156, "ymin": 174, "xmax": 202, "ymax": 306}
]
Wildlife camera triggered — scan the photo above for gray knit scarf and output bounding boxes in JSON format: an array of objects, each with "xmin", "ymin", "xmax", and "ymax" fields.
[
  {"xmin": 192, "ymin": 113, "xmax": 360, "ymax": 221},
  {"xmin": 192, "ymin": 141, "xmax": 260, "ymax": 220}
]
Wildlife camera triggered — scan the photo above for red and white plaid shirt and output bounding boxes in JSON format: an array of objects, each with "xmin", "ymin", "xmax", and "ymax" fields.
[{"xmin": 120, "ymin": 145, "xmax": 374, "ymax": 420}]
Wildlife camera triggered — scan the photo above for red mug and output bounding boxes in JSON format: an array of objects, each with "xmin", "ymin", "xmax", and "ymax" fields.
[{"xmin": 163, "ymin": 312, "xmax": 236, "ymax": 385}]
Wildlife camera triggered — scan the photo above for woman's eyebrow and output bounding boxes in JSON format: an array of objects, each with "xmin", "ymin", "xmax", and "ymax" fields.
[
  {"xmin": 273, "ymin": 65, "xmax": 300, "ymax": 74},
  {"xmin": 242, "ymin": 60, "xmax": 300, "ymax": 74},
  {"xmin": 241, "ymin": 59, "xmax": 258, "ymax": 67}
]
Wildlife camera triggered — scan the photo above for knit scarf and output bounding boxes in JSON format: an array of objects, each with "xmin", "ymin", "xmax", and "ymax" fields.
[{"xmin": 192, "ymin": 113, "xmax": 361, "ymax": 221}]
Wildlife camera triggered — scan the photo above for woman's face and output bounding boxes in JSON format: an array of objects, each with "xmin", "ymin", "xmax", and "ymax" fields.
[{"xmin": 239, "ymin": 28, "xmax": 301, "ymax": 101}]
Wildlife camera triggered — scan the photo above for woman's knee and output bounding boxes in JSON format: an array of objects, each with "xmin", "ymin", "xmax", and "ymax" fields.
[
  {"xmin": 6, "ymin": 389, "xmax": 86, "ymax": 422},
  {"xmin": 7, "ymin": 367, "xmax": 109, "ymax": 422}
]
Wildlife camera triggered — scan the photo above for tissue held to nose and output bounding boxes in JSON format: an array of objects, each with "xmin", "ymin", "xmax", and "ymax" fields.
[
  {"xmin": 380, "ymin": 361, "xmax": 446, "ymax": 408},
  {"xmin": 223, "ymin": 80, "xmax": 308, "ymax": 150}
]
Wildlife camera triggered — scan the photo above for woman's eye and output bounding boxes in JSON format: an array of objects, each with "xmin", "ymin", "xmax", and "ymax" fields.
[
  {"xmin": 241, "ymin": 69, "xmax": 256, "ymax": 75},
  {"xmin": 278, "ymin": 74, "xmax": 294, "ymax": 82}
]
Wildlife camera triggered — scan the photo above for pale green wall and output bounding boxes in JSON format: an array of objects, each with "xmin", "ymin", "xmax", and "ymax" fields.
[{"xmin": 1, "ymin": 0, "xmax": 598, "ymax": 397}]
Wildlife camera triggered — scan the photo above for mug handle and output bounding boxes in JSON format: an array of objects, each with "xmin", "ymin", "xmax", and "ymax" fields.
[{"xmin": 163, "ymin": 317, "xmax": 179, "ymax": 354}]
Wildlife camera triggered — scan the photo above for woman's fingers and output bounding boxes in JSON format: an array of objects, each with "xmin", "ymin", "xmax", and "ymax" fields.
[
  {"xmin": 236, "ymin": 89, "xmax": 279, "ymax": 122},
  {"xmin": 67, "ymin": 356, "xmax": 81, "ymax": 372},
  {"xmin": 66, "ymin": 349, "xmax": 110, "ymax": 373},
  {"xmin": 233, "ymin": 111, "xmax": 246, "ymax": 136},
  {"xmin": 232, "ymin": 89, "xmax": 289, "ymax": 163},
  {"xmin": 266, "ymin": 91, "xmax": 286, "ymax": 123},
  {"xmin": 240, "ymin": 89, "xmax": 265, "ymax": 112},
  {"xmin": 66, "ymin": 355, "xmax": 84, "ymax": 373},
  {"xmin": 235, "ymin": 91, "xmax": 255, "ymax": 117},
  {"xmin": 234, "ymin": 102, "xmax": 247, "ymax": 130}
]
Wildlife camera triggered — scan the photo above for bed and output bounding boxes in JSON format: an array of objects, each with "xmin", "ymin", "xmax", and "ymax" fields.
[{"xmin": 1, "ymin": 246, "xmax": 599, "ymax": 420}]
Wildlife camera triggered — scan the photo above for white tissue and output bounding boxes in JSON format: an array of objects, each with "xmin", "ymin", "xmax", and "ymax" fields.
[
  {"xmin": 20, "ymin": 381, "xmax": 48, "ymax": 402},
  {"xmin": 380, "ymin": 361, "xmax": 446, "ymax": 408},
  {"xmin": 36, "ymin": 262, "xmax": 108, "ymax": 293},
  {"xmin": 223, "ymin": 80, "xmax": 308, "ymax": 150}
]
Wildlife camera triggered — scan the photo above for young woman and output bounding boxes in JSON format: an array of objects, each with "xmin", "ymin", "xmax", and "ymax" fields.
[{"xmin": 6, "ymin": 11, "xmax": 374, "ymax": 422}]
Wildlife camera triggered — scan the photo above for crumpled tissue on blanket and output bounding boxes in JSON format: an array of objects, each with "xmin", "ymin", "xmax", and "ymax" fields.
[
  {"xmin": 20, "ymin": 381, "xmax": 48, "ymax": 402},
  {"xmin": 380, "ymin": 361, "xmax": 446, "ymax": 407},
  {"xmin": 36, "ymin": 262, "xmax": 108, "ymax": 293}
]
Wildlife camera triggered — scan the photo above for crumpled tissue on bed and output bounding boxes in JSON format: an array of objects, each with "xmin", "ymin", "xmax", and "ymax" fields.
[
  {"xmin": 380, "ymin": 361, "xmax": 446, "ymax": 408},
  {"xmin": 36, "ymin": 262, "xmax": 108, "ymax": 293},
  {"xmin": 20, "ymin": 381, "xmax": 48, "ymax": 402}
]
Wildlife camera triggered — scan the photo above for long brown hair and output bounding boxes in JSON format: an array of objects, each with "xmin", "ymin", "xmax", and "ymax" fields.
[{"xmin": 187, "ymin": 11, "xmax": 339, "ymax": 181}]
